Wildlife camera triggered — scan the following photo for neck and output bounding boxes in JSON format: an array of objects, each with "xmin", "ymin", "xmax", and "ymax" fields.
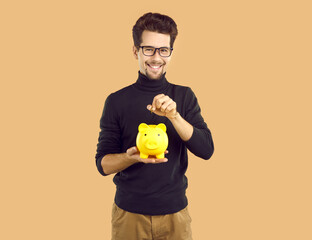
[{"xmin": 133, "ymin": 71, "xmax": 169, "ymax": 92}]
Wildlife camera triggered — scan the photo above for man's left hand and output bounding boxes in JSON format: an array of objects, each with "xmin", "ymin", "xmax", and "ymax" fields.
[{"xmin": 147, "ymin": 94, "xmax": 179, "ymax": 120}]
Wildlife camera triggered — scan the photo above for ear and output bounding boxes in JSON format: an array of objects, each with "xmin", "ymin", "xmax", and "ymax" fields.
[
  {"xmin": 156, "ymin": 123, "xmax": 166, "ymax": 132},
  {"xmin": 138, "ymin": 123, "xmax": 149, "ymax": 132},
  {"xmin": 133, "ymin": 45, "xmax": 139, "ymax": 60}
]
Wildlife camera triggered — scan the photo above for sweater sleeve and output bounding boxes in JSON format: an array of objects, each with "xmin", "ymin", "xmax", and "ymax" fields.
[
  {"xmin": 183, "ymin": 88, "xmax": 214, "ymax": 160},
  {"xmin": 95, "ymin": 94, "xmax": 122, "ymax": 176}
]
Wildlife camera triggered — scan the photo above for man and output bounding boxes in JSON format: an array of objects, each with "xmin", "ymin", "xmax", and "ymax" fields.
[{"xmin": 95, "ymin": 12, "xmax": 214, "ymax": 240}]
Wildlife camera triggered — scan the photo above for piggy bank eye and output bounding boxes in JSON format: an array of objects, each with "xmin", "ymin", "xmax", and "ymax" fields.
[
  {"xmin": 144, "ymin": 134, "xmax": 147, "ymax": 136},
  {"xmin": 158, "ymin": 134, "xmax": 160, "ymax": 136}
]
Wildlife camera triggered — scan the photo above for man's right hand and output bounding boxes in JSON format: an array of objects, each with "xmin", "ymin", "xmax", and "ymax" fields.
[
  {"xmin": 101, "ymin": 146, "xmax": 168, "ymax": 175},
  {"xmin": 126, "ymin": 146, "xmax": 168, "ymax": 164}
]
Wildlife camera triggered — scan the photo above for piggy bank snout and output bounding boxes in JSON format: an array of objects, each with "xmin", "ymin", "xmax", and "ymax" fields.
[{"xmin": 145, "ymin": 138, "xmax": 159, "ymax": 150}]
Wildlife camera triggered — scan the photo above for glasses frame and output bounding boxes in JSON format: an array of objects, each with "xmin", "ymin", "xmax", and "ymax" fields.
[{"xmin": 138, "ymin": 46, "xmax": 173, "ymax": 57}]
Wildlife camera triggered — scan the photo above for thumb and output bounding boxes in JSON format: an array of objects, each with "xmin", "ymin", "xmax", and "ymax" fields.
[{"xmin": 126, "ymin": 146, "xmax": 138, "ymax": 156}]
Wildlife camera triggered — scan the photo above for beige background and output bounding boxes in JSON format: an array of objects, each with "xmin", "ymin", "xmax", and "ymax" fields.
[{"xmin": 1, "ymin": 0, "xmax": 311, "ymax": 239}]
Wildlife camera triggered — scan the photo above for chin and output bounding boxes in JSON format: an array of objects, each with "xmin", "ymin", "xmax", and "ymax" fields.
[{"xmin": 146, "ymin": 71, "xmax": 164, "ymax": 80}]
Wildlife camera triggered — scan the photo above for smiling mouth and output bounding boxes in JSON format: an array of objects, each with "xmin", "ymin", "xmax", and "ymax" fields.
[{"xmin": 147, "ymin": 63, "xmax": 163, "ymax": 70}]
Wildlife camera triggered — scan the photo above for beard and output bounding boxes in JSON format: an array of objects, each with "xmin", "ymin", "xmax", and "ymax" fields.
[
  {"xmin": 145, "ymin": 61, "xmax": 165, "ymax": 80},
  {"xmin": 146, "ymin": 70, "xmax": 164, "ymax": 80}
]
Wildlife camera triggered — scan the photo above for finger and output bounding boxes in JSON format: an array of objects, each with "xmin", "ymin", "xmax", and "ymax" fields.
[
  {"xmin": 165, "ymin": 102, "xmax": 176, "ymax": 113},
  {"xmin": 126, "ymin": 146, "xmax": 138, "ymax": 155},
  {"xmin": 153, "ymin": 158, "xmax": 168, "ymax": 163},
  {"xmin": 147, "ymin": 104, "xmax": 152, "ymax": 112},
  {"xmin": 142, "ymin": 158, "xmax": 168, "ymax": 164},
  {"xmin": 151, "ymin": 94, "xmax": 164, "ymax": 110},
  {"xmin": 161, "ymin": 99, "xmax": 173, "ymax": 112},
  {"xmin": 152, "ymin": 94, "xmax": 165, "ymax": 110},
  {"xmin": 156, "ymin": 95, "xmax": 170, "ymax": 109},
  {"xmin": 141, "ymin": 158, "xmax": 158, "ymax": 164},
  {"xmin": 141, "ymin": 158, "xmax": 156, "ymax": 163}
]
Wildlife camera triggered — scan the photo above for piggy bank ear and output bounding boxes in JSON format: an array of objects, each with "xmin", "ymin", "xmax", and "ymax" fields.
[
  {"xmin": 138, "ymin": 123, "xmax": 149, "ymax": 132},
  {"xmin": 156, "ymin": 123, "xmax": 166, "ymax": 132}
]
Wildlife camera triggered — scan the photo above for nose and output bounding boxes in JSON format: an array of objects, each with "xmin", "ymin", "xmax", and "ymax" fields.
[{"xmin": 150, "ymin": 49, "xmax": 162, "ymax": 60}]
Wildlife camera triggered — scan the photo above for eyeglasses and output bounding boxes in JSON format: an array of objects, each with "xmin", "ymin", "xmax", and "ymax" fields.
[{"xmin": 139, "ymin": 46, "xmax": 173, "ymax": 57}]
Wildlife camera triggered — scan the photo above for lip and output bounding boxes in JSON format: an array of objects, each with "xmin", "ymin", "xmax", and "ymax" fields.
[{"xmin": 147, "ymin": 63, "xmax": 163, "ymax": 72}]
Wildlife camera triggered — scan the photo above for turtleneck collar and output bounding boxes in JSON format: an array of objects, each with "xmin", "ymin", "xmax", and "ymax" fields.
[{"xmin": 133, "ymin": 71, "xmax": 169, "ymax": 92}]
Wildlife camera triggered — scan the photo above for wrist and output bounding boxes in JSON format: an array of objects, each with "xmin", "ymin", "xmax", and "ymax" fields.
[
  {"xmin": 125, "ymin": 152, "xmax": 139, "ymax": 164},
  {"xmin": 168, "ymin": 112, "xmax": 181, "ymax": 121}
]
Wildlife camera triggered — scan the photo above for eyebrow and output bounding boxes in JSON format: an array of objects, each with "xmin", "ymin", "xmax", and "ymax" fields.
[{"xmin": 143, "ymin": 45, "xmax": 170, "ymax": 48}]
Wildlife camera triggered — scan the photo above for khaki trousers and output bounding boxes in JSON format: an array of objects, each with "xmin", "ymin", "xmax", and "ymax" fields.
[{"xmin": 111, "ymin": 203, "xmax": 193, "ymax": 240}]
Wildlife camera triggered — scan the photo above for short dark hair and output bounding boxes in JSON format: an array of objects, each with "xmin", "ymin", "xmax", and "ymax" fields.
[{"xmin": 132, "ymin": 12, "xmax": 178, "ymax": 49}]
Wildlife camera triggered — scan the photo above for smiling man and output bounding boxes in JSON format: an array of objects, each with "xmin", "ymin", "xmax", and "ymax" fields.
[
  {"xmin": 135, "ymin": 31, "xmax": 171, "ymax": 80},
  {"xmin": 95, "ymin": 12, "xmax": 214, "ymax": 240}
]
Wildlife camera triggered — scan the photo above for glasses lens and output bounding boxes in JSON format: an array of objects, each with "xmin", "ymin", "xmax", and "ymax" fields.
[
  {"xmin": 159, "ymin": 47, "xmax": 171, "ymax": 57},
  {"xmin": 143, "ymin": 47, "xmax": 155, "ymax": 56}
]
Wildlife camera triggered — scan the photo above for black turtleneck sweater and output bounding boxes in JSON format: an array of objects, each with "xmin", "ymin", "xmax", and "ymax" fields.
[{"xmin": 95, "ymin": 71, "xmax": 214, "ymax": 215}]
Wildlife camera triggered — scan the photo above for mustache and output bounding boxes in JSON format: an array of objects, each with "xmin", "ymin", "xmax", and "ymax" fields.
[{"xmin": 146, "ymin": 61, "xmax": 165, "ymax": 65}]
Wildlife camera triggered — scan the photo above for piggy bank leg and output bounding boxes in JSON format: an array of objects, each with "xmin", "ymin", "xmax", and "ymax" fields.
[
  {"xmin": 156, "ymin": 153, "xmax": 165, "ymax": 159},
  {"xmin": 140, "ymin": 153, "xmax": 149, "ymax": 159}
]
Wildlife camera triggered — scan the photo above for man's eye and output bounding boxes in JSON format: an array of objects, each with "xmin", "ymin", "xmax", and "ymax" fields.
[
  {"xmin": 145, "ymin": 48, "xmax": 154, "ymax": 52},
  {"xmin": 160, "ymin": 48, "xmax": 169, "ymax": 53}
]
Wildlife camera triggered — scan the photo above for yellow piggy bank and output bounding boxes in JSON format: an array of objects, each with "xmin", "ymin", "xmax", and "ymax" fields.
[{"xmin": 136, "ymin": 123, "xmax": 169, "ymax": 159}]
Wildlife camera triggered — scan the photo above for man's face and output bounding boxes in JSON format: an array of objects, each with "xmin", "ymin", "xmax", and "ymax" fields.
[{"xmin": 133, "ymin": 30, "xmax": 172, "ymax": 80}]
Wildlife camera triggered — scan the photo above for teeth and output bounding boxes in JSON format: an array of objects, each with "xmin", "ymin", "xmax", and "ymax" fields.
[{"xmin": 148, "ymin": 64, "xmax": 161, "ymax": 69}]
